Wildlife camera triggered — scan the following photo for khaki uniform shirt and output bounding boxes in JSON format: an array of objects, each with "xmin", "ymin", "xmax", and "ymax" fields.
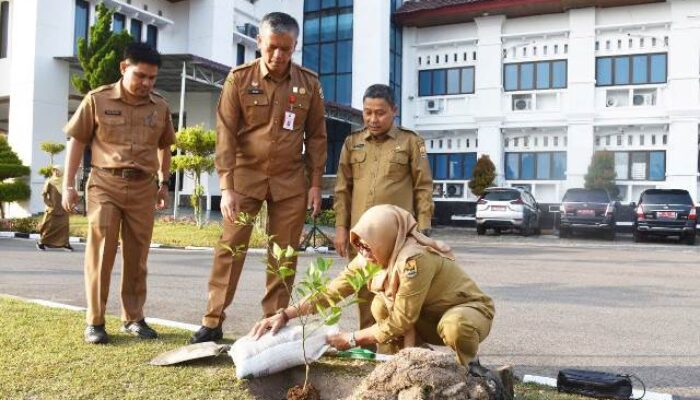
[
  {"xmin": 334, "ymin": 125, "xmax": 434, "ymax": 229},
  {"xmin": 215, "ymin": 59, "xmax": 327, "ymax": 201},
  {"xmin": 64, "ymin": 81, "xmax": 176, "ymax": 174},
  {"xmin": 329, "ymin": 251, "xmax": 495, "ymax": 344}
]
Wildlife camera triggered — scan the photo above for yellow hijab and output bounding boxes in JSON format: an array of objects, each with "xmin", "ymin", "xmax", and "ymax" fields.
[{"xmin": 349, "ymin": 205, "xmax": 454, "ymax": 307}]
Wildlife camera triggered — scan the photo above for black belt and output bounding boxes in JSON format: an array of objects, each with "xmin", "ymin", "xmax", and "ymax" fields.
[{"xmin": 94, "ymin": 166, "xmax": 149, "ymax": 179}]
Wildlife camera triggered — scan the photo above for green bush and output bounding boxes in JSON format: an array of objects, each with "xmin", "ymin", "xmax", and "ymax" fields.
[
  {"xmin": 305, "ymin": 209, "xmax": 335, "ymax": 226},
  {"xmin": 0, "ymin": 164, "xmax": 31, "ymax": 181},
  {"xmin": 585, "ymin": 151, "xmax": 619, "ymax": 199},
  {"xmin": 11, "ymin": 217, "xmax": 39, "ymax": 233},
  {"xmin": 468, "ymin": 155, "xmax": 496, "ymax": 197},
  {"xmin": 38, "ymin": 166, "xmax": 54, "ymax": 179},
  {"xmin": 0, "ymin": 180, "xmax": 32, "ymax": 203}
]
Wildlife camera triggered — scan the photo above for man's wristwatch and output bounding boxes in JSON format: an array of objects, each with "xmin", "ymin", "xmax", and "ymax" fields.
[{"xmin": 348, "ymin": 331, "xmax": 357, "ymax": 348}]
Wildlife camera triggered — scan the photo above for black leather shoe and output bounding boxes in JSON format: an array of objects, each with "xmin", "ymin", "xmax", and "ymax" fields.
[
  {"xmin": 121, "ymin": 319, "xmax": 158, "ymax": 339},
  {"xmin": 36, "ymin": 242, "xmax": 46, "ymax": 251},
  {"xmin": 189, "ymin": 325, "xmax": 223, "ymax": 344},
  {"xmin": 84, "ymin": 324, "xmax": 109, "ymax": 344}
]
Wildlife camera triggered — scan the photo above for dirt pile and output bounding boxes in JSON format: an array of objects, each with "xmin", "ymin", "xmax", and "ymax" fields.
[{"xmin": 346, "ymin": 348, "xmax": 495, "ymax": 400}]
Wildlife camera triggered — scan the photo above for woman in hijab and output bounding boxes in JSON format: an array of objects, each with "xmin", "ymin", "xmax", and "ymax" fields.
[
  {"xmin": 37, "ymin": 166, "xmax": 73, "ymax": 251},
  {"xmin": 250, "ymin": 204, "xmax": 494, "ymax": 366}
]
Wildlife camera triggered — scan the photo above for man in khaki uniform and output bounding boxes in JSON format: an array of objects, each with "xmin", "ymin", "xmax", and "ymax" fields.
[
  {"xmin": 334, "ymin": 84, "xmax": 433, "ymax": 330},
  {"xmin": 63, "ymin": 43, "xmax": 175, "ymax": 344},
  {"xmin": 190, "ymin": 12, "xmax": 327, "ymax": 343}
]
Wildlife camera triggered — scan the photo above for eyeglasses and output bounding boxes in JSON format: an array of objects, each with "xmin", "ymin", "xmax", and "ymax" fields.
[{"xmin": 354, "ymin": 240, "xmax": 372, "ymax": 254}]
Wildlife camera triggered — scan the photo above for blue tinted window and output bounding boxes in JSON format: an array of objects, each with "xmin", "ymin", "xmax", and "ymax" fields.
[
  {"xmin": 521, "ymin": 153, "xmax": 535, "ymax": 179},
  {"xmin": 337, "ymin": 11, "xmax": 352, "ymax": 40},
  {"xmin": 320, "ymin": 75, "xmax": 336, "ymax": 102},
  {"xmin": 446, "ymin": 68, "xmax": 460, "ymax": 95},
  {"xmin": 464, "ymin": 153, "xmax": 477, "ymax": 178},
  {"xmin": 338, "ymin": 0, "xmax": 353, "ymax": 6},
  {"xmin": 552, "ymin": 60, "xmax": 566, "ymax": 88},
  {"xmin": 649, "ymin": 151, "xmax": 665, "ymax": 180},
  {"xmin": 304, "ymin": 17, "xmax": 320, "ymax": 44},
  {"xmin": 237, "ymin": 44, "xmax": 245, "ymax": 66},
  {"xmin": 448, "ymin": 154, "xmax": 463, "ymax": 179},
  {"xmin": 433, "ymin": 69, "xmax": 446, "ymax": 95},
  {"xmin": 520, "ymin": 63, "xmax": 534, "ymax": 90},
  {"xmin": 650, "ymin": 54, "xmax": 666, "ymax": 83},
  {"xmin": 632, "ymin": 55, "xmax": 647, "ymax": 84},
  {"xmin": 536, "ymin": 62, "xmax": 550, "ymax": 89},
  {"xmin": 113, "ymin": 13, "xmax": 126, "ymax": 32},
  {"xmin": 506, "ymin": 153, "xmax": 519, "ymax": 180},
  {"xmin": 614, "ymin": 57, "xmax": 629, "ymax": 85},
  {"xmin": 320, "ymin": 42, "xmax": 335, "ymax": 74},
  {"xmin": 427, "ymin": 154, "xmax": 435, "ymax": 174},
  {"xmin": 336, "ymin": 74, "xmax": 351, "ymax": 105},
  {"xmin": 536, "ymin": 153, "xmax": 551, "ymax": 179},
  {"xmin": 320, "ymin": 14, "xmax": 336, "ymax": 42},
  {"xmin": 130, "ymin": 19, "xmax": 143, "ymax": 42},
  {"xmin": 596, "ymin": 58, "xmax": 612, "ymax": 85},
  {"xmin": 552, "ymin": 152, "xmax": 566, "ymax": 180},
  {"xmin": 504, "ymin": 64, "xmax": 518, "ymax": 91},
  {"xmin": 146, "ymin": 25, "xmax": 158, "ymax": 49},
  {"xmin": 322, "ymin": 0, "xmax": 336, "ymax": 8},
  {"xmin": 303, "ymin": 44, "xmax": 319, "ymax": 72},
  {"xmin": 74, "ymin": 0, "xmax": 89, "ymax": 53},
  {"xmin": 461, "ymin": 67, "xmax": 474, "ymax": 93},
  {"xmin": 435, "ymin": 154, "xmax": 448, "ymax": 179},
  {"xmin": 305, "ymin": 0, "xmax": 321, "ymax": 12},
  {"xmin": 337, "ymin": 40, "xmax": 352, "ymax": 73},
  {"xmin": 419, "ymin": 70, "xmax": 431, "ymax": 97}
]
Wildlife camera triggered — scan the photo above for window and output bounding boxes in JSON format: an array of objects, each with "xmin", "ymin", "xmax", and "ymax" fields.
[
  {"xmin": 237, "ymin": 44, "xmax": 245, "ymax": 66},
  {"xmin": 418, "ymin": 67, "xmax": 475, "ymax": 96},
  {"xmin": 74, "ymin": 0, "xmax": 90, "ymax": 54},
  {"xmin": 113, "ymin": 12, "xmax": 126, "ymax": 32},
  {"xmin": 146, "ymin": 24, "xmax": 158, "ymax": 49},
  {"xmin": 503, "ymin": 60, "xmax": 567, "ymax": 91},
  {"xmin": 505, "ymin": 152, "xmax": 567, "ymax": 180},
  {"xmin": 130, "ymin": 19, "xmax": 143, "ymax": 42},
  {"xmin": 0, "ymin": 1, "xmax": 8, "ymax": 59},
  {"xmin": 596, "ymin": 53, "xmax": 667, "ymax": 86},
  {"xmin": 303, "ymin": 1, "xmax": 353, "ymax": 105},
  {"xmin": 612, "ymin": 151, "xmax": 666, "ymax": 181},
  {"xmin": 325, "ymin": 119, "xmax": 351, "ymax": 175},
  {"xmin": 427, "ymin": 153, "xmax": 477, "ymax": 180}
]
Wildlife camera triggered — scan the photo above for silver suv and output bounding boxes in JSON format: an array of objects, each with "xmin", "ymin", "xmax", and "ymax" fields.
[{"xmin": 476, "ymin": 187, "xmax": 541, "ymax": 236}]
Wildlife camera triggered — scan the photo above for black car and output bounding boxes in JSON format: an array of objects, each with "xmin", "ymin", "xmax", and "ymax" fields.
[
  {"xmin": 559, "ymin": 188, "xmax": 617, "ymax": 240},
  {"xmin": 633, "ymin": 189, "xmax": 697, "ymax": 245}
]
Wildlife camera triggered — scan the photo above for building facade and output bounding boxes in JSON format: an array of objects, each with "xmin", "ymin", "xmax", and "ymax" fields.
[{"xmin": 395, "ymin": 0, "xmax": 700, "ymax": 223}]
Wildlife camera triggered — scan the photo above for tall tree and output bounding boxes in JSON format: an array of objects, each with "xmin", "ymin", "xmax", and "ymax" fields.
[
  {"xmin": 468, "ymin": 155, "xmax": 496, "ymax": 197},
  {"xmin": 0, "ymin": 136, "xmax": 31, "ymax": 219},
  {"xmin": 71, "ymin": 3, "xmax": 132, "ymax": 94},
  {"xmin": 584, "ymin": 151, "xmax": 618, "ymax": 198}
]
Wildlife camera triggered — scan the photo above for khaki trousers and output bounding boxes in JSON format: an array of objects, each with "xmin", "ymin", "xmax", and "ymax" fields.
[
  {"xmin": 371, "ymin": 297, "xmax": 492, "ymax": 366},
  {"xmin": 202, "ymin": 191, "xmax": 307, "ymax": 328},
  {"xmin": 84, "ymin": 168, "xmax": 157, "ymax": 325}
]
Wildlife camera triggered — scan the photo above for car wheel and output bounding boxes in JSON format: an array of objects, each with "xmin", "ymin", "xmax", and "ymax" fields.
[
  {"xmin": 558, "ymin": 227, "xmax": 569, "ymax": 238},
  {"xmin": 685, "ymin": 234, "xmax": 696, "ymax": 246},
  {"xmin": 633, "ymin": 230, "xmax": 645, "ymax": 243},
  {"xmin": 494, "ymin": 228, "xmax": 502, "ymax": 235},
  {"xmin": 521, "ymin": 218, "xmax": 532, "ymax": 237},
  {"xmin": 606, "ymin": 229, "xmax": 616, "ymax": 241},
  {"xmin": 476, "ymin": 225, "xmax": 486, "ymax": 236},
  {"xmin": 533, "ymin": 218, "xmax": 541, "ymax": 235}
]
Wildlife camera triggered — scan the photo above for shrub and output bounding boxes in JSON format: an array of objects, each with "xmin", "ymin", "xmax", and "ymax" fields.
[
  {"xmin": 468, "ymin": 155, "xmax": 496, "ymax": 197},
  {"xmin": 11, "ymin": 217, "xmax": 39, "ymax": 233},
  {"xmin": 585, "ymin": 151, "xmax": 619, "ymax": 199}
]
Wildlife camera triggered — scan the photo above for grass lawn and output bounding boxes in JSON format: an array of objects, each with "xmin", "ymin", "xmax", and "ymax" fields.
[{"xmin": 0, "ymin": 297, "xmax": 587, "ymax": 400}]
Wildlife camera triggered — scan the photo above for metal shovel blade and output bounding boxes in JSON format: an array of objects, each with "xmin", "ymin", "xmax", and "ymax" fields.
[{"xmin": 150, "ymin": 341, "xmax": 231, "ymax": 366}]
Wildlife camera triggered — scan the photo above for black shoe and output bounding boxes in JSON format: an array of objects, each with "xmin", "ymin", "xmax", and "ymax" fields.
[
  {"xmin": 121, "ymin": 319, "xmax": 158, "ymax": 339},
  {"xmin": 84, "ymin": 324, "xmax": 109, "ymax": 344},
  {"xmin": 36, "ymin": 242, "xmax": 46, "ymax": 251},
  {"xmin": 63, "ymin": 245, "xmax": 74, "ymax": 252},
  {"xmin": 190, "ymin": 325, "xmax": 223, "ymax": 344}
]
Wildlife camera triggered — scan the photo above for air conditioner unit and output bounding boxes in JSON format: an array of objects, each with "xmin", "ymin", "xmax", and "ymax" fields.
[
  {"xmin": 425, "ymin": 99, "xmax": 442, "ymax": 113},
  {"xmin": 632, "ymin": 93, "xmax": 655, "ymax": 106},
  {"xmin": 513, "ymin": 97, "xmax": 532, "ymax": 111},
  {"xmin": 605, "ymin": 97, "xmax": 618, "ymax": 107},
  {"xmin": 445, "ymin": 183, "xmax": 464, "ymax": 198},
  {"xmin": 244, "ymin": 23, "xmax": 259, "ymax": 38}
]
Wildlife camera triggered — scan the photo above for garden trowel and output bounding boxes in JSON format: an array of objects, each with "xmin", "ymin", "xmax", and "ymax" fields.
[{"xmin": 150, "ymin": 341, "xmax": 231, "ymax": 366}]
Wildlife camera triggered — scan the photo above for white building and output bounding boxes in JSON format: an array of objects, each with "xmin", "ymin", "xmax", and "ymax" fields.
[{"xmin": 395, "ymin": 0, "xmax": 700, "ymax": 223}]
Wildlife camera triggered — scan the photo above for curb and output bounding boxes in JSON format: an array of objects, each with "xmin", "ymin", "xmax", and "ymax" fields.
[{"xmin": 1, "ymin": 232, "xmax": 336, "ymax": 255}]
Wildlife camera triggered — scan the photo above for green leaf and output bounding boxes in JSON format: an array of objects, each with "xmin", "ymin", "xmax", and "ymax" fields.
[
  {"xmin": 284, "ymin": 245, "xmax": 296, "ymax": 259},
  {"xmin": 272, "ymin": 242, "xmax": 283, "ymax": 261},
  {"xmin": 278, "ymin": 266, "xmax": 296, "ymax": 279}
]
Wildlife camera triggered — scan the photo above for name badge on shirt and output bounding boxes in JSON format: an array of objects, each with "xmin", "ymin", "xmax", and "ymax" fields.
[{"xmin": 283, "ymin": 111, "xmax": 296, "ymax": 130}]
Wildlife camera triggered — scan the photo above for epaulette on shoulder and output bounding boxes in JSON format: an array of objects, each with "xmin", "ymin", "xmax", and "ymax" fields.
[
  {"xmin": 397, "ymin": 125, "xmax": 419, "ymax": 136},
  {"xmin": 88, "ymin": 83, "xmax": 115, "ymax": 96},
  {"xmin": 151, "ymin": 90, "xmax": 165, "ymax": 99},
  {"xmin": 297, "ymin": 64, "xmax": 319, "ymax": 78},
  {"xmin": 231, "ymin": 60, "xmax": 256, "ymax": 74}
]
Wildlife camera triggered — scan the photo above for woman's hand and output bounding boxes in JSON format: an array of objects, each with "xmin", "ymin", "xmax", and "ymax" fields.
[
  {"xmin": 249, "ymin": 312, "xmax": 288, "ymax": 340},
  {"xmin": 326, "ymin": 332, "xmax": 352, "ymax": 351}
]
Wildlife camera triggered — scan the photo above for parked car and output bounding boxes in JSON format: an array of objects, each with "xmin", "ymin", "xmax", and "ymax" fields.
[
  {"xmin": 633, "ymin": 189, "xmax": 696, "ymax": 245},
  {"xmin": 559, "ymin": 188, "xmax": 617, "ymax": 240},
  {"xmin": 476, "ymin": 187, "xmax": 541, "ymax": 236}
]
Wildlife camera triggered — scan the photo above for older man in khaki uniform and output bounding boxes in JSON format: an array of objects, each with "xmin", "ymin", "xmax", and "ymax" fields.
[
  {"xmin": 334, "ymin": 84, "xmax": 433, "ymax": 330},
  {"xmin": 63, "ymin": 43, "xmax": 175, "ymax": 344},
  {"xmin": 190, "ymin": 12, "xmax": 327, "ymax": 344}
]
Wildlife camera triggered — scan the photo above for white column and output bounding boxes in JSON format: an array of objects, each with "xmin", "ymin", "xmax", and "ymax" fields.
[
  {"xmin": 188, "ymin": 0, "xmax": 234, "ymax": 65},
  {"xmin": 666, "ymin": 0, "xmax": 700, "ymax": 201},
  {"xmin": 351, "ymin": 0, "xmax": 390, "ymax": 109},
  {"xmin": 401, "ymin": 26, "xmax": 417, "ymax": 126},
  {"xmin": 474, "ymin": 16, "xmax": 505, "ymax": 183},
  {"xmin": 7, "ymin": 0, "xmax": 71, "ymax": 217},
  {"xmin": 564, "ymin": 8, "xmax": 597, "ymax": 192}
]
